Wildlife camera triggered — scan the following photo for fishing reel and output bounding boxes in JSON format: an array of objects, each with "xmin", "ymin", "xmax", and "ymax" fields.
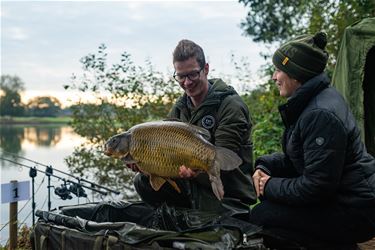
[
  {"xmin": 55, "ymin": 184, "xmax": 73, "ymax": 200},
  {"xmin": 69, "ymin": 183, "xmax": 87, "ymax": 198},
  {"xmin": 54, "ymin": 181, "xmax": 88, "ymax": 200}
]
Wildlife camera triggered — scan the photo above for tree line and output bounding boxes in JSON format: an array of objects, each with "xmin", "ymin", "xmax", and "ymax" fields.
[{"xmin": 0, "ymin": 75, "xmax": 70, "ymax": 117}]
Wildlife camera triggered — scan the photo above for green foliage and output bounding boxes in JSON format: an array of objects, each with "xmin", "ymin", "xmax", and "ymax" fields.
[
  {"xmin": 239, "ymin": 0, "xmax": 375, "ymax": 72},
  {"xmin": 64, "ymin": 44, "xmax": 180, "ymax": 197},
  {"xmin": 0, "ymin": 75, "xmax": 25, "ymax": 116},
  {"xmin": 0, "ymin": 74, "xmax": 25, "ymax": 92},
  {"xmin": 242, "ymin": 66, "xmax": 284, "ymax": 160},
  {"xmin": 239, "ymin": 0, "xmax": 310, "ymax": 43}
]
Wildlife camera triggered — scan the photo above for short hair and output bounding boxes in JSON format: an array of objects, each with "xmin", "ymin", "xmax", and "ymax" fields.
[{"xmin": 173, "ymin": 39, "xmax": 206, "ymax": 68}]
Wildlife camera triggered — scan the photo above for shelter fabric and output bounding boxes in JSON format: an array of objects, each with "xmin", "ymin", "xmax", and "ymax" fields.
[{"xmin": 332, "ymin": 17, "xmax": 375, "ymax": 156}]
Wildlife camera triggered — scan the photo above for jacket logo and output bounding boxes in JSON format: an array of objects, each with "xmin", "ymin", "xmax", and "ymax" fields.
[
  {"xmin": 315, "ymin": 137, "xmax": 325, "ymax": 146},
  {"xmin": 201, "ymin": 115, "xmax": 215, "ymax": 129}
]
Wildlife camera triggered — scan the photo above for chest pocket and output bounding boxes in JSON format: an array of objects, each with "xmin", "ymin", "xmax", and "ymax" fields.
[{"xmin": 286, "ymin": 127, "xmax": 305, "ymax": 174}]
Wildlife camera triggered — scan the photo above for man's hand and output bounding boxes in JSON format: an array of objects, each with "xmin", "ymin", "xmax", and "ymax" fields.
[
  {"xmin": 252, "ymin": 168, "xmax": 271, "ymax": 197},
  {"xmin": 179, "ymin": 165, "xmax": 198, "ymax": 178},
  {"xmin": 125, "ymin": 163, "xmax": 140, "ymax": 172}
]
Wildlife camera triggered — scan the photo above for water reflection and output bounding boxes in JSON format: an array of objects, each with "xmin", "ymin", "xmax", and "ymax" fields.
[
  {"xmin": 0, "ymin": 125, "xmax": 24, "ymax": 154},
  {"xmin": 24, "ymin": 126, "xmax": 62, "ymax": 147},
  {"xmin": 0, "ymin": 125, "xmax": 64, "ymax": 151},
  {"xmin": 0, "ymin": 125, "xmax": 65, "ymax": 167}
]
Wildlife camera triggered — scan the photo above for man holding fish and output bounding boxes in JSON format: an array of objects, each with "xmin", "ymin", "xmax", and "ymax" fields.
[{"xmin": 106, "ymin": 39, "xmax": 256, "ymax": 212}]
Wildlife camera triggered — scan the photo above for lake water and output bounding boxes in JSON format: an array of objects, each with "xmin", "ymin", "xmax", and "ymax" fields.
[{"xmin": 0, "ymin": 124, "xmax": 121, "ymax": 245}]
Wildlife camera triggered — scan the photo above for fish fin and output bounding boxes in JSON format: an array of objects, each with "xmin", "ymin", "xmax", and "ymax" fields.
[
  {"xmin": 163, "ymin": 119, "xmax": 211, "ymax": 140},
  {"xmin": 189, "ymin": 124, "xmax": 211, "ymax": 140},
  {"xmin": 149, "ymin": 175, "xmax": 166, "ymax": 191},
  {"xmin": 149, "ymin": 176, "xmax": 181, "ymax": 193},
  {"xmin": 214, "ymin": 146, "xmax": 242, "ymax": 171},
  {"xmin": 121, "ymin": 153, "xmax": 137, "ymax": 164},
  {"xmin": 166, "ymin": 179, "xmax": 181, "ymax": 193},
  {"xmin": 208, "ymin": 169, "xmax": 224, "ymax": 200}
]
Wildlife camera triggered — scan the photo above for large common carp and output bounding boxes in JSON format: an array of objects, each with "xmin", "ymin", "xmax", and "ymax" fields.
[{"xmin": 104, "ymin": 120, "xmax": 242, "ymax": 200}]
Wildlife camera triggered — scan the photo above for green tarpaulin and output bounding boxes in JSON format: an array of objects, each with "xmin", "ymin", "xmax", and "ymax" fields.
[{"xmin": 332, "ymin": 17, "xmax": 375, "ymax": 156}]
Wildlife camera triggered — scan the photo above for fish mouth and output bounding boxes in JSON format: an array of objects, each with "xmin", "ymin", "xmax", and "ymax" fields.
[
  {"xmin": 103, "ymin": 149, "xmax": 112, "ymax": 156},
  {"xmin": 104, "ymin": 137, "xmax": 121, "ymax": 156}
]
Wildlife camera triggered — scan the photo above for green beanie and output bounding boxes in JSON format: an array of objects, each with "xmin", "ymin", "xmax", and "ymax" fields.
[{"xmin": 272, "ymin": 32, "xmax": 329, "ymax": 83}]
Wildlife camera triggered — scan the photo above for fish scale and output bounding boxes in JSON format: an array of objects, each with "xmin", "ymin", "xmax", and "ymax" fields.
[{"xmin": 130, "ymin": 122, "xmax": 214, "ymax": 177}]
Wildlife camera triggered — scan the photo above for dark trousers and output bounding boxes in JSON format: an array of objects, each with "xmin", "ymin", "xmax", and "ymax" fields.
[
  {"xmin": 134, "ymin": 172, "xmax": 193, "ymax": 208},
  {"xmin": 249, "ymin": 200, "xmax": 375, "ymax": 247},
  {"xmin": 134, "ymin": 173, "xmax": 250, "ymax": 214}
]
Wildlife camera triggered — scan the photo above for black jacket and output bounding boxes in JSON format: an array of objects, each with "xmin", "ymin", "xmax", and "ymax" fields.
[{"xmin": 256, "ymin": 73, "xmax": 375, "ymax": 207}]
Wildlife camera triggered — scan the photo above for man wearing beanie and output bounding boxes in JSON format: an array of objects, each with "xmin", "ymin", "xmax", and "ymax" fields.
[{"xmin": 249, "ymin": 32, "xmax": 375, "ymax": 248}]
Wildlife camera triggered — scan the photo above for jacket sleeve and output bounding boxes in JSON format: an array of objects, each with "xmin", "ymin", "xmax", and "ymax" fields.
[
  {"xmin": 255, "ymin": 153, "xmax": 298, "ymax": 178},
  {"xmin": 214, "ymin": 95, "xmax": 251, "ymax": 153},
  {"xmin": 264, "ymin": 109, "xmax": 347, "ymax": 205}
]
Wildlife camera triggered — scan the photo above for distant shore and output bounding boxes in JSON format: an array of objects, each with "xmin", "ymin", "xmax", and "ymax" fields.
[{"xmin": 0, "ymin": 116, "xmax": 72, "ymax": 125}]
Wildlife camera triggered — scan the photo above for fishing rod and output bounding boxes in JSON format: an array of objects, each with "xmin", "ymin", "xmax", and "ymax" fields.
[
  {"xmin": 1, "ymin": 151, "xmax": 120, "ymax": 195},
  {"xmin": 1, "ymin": 157, "xmax": 109, "ymax": 196}
]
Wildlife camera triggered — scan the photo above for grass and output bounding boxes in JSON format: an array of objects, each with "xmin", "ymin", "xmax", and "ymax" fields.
[{"xmin": 0, "ymin": 116, "xmax": 72, "ymax": 125}]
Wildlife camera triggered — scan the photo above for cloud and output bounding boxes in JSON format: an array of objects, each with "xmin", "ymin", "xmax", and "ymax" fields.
[
  {"xmin": 4, "ymin": 60, "xmax": 79, "ymax": 92},
  {"xmin": 1, "ymin": 1, "xmax": 270, "ymax": 103},
  {"xmin": 5, "ymin": 26, "xmax": 29, "ymax": 40}
]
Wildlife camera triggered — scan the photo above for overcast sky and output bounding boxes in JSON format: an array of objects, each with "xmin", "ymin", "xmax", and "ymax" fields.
[{"xmin": 1, "ymin": 0, "xmax": 272, "ymax": 104}]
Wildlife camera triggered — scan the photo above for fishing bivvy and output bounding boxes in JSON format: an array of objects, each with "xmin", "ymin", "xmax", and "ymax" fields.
[
  {"xmin": 31, "ymin": 200, "xmax": 266, "ymax": 250},
  {"xmin": 332, "ymin": 17, "xmax": 375, "ymax": 157}
]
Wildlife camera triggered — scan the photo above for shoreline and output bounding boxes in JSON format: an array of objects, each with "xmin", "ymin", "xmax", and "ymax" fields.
[{"xmin": 0, "ymin": 116, "xmax": 72, "ymax": 125}]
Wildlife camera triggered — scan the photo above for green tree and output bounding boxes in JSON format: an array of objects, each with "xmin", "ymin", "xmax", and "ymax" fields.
[
  {"xmin": 239, "ymin": 0, "xmax": 375, "ymax": 71},
  {"xmin": 242, "ymin": 66, "xmax": 284, "ymax": 160},
  {"xmin": 0, "ymin": 75, "xmax": 25, "ymax": 116},
  {"xmin": 64, "ymin": 44, "xmax": 180, "ymax": 198},
  {"xmin": 26, "ymin": 96, "xmax": 62, "ymax": 117}
]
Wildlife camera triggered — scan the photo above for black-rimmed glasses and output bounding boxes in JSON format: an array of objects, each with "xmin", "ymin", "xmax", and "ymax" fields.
[{"xmin": 173, "ymin": 68, "xmax": 203, "ymax": 83}]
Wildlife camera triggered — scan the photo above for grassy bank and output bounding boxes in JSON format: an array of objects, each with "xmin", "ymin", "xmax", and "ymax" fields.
[{"xmin": 0, "ymin": 116, "xmax": 72, "ymax": 125}]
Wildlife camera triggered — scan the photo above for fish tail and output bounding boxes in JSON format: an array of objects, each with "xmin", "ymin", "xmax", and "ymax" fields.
[
  {"xmin": 214, "ymin": 146, "xmax": 242, "ymax": 171},
  {"xmin": 209, "ymin": 173, "xmax": 224, "ymax": 200},
  {"xmin": 208, "ymin": 147, "xmax": 242, "ymax": 200},
  {"xmin": 208, "ymin": 161, "xmax": 224, "ymax": 200}
]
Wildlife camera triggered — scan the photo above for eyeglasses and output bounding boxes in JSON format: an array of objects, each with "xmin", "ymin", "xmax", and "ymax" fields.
[{"xmin": 173, "ymin": 68, "xmax": 203, "ymax": 83}]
